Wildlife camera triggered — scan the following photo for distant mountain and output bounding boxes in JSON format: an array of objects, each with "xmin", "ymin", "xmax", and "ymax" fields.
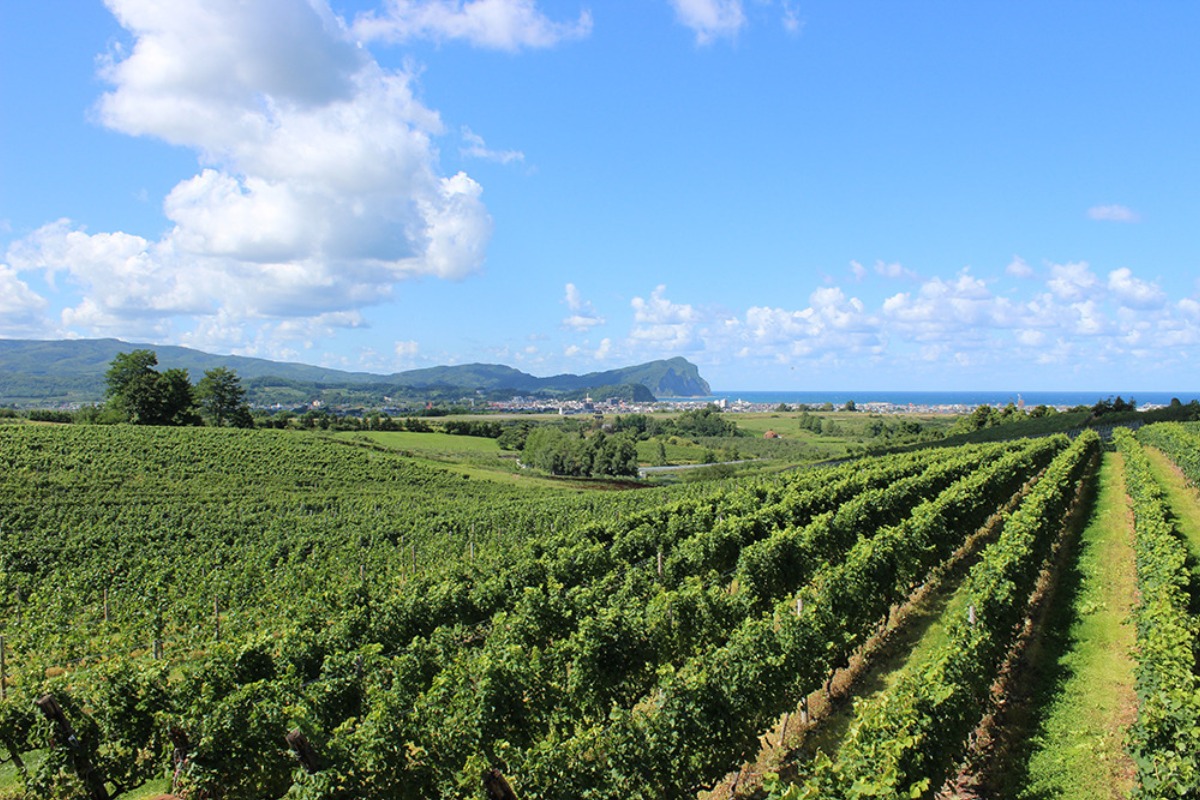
[
  {"xmin": 0, "ymin": 338, "xmax": 710, "ymax": 406},
  {"xmin": 386, "ymin": 356, "xmax": 709, "ymax": 397}
]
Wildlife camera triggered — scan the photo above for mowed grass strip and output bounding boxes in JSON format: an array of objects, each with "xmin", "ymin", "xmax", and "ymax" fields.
[
  {"xmin": 1012, "ymin": 451, "xmax": 1137, "ymax": 799},
  {"xmin": 1142, "ymin": 444, "xmax": 1200, "ymax": 557}
]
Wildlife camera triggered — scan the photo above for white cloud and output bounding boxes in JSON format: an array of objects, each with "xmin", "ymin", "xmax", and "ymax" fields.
[
  {"xmin": 394, "ymin": 340, "xmax": 420, "ymax": 358},
  {"xmin": 8, "ymin": 219, "xmax": 212, "ymax": 323},
  {"xmin": 15, "ymin": 0, "xmax": 495, "ymax": 349},
  {"xmin": 881, "ymin": 271, "xmax": 995, "ymax": 342},
  {"xmin": 1015, "ymin": 329, "xmax": 1045, "ymax": 347},
  {"xmin": 669, "ymin": 0, "xmax": 745, "ymax": 44},
  {"xmin": 353, "ymin": 0, "xmax": 592, "ymax": 51},
  {"xmin": 737, "ymin": 287, "xmax": 879, "ymax": 361},
  {"xmin": 0, "ymin": 263, "xmax": 50, "ymax": 335},
  {"xmin": 563, "ymin": 282, "xmax": 605, "ymax": 329},
  {"xmin": 604, "ymin": 263, "xmax": 1200, "ymax": 384},
  {"xmin": 1070, "ymin": 300, "xmax": 1107, "ymax": 336},
  {"xmin": 874, "ymin": 260, "xmax": 918, "ymax": 280},
  {"xmin": 1088, "ymin": 204, "xmax": 1141, "ymax": 223},
  {"xmin": 1006, "ymin": 255, "xmax": 1033, "ymax": 278},
  {"xmin": 1046, "ymin": 261, "xmax": 1099, "ymax": 301},
  {"xmin": 849, "ymin": 260, "xmax": 868, "ymax": 282},
  {"xmin": 630, "ymin": 285, "xmax": 700, "ymax": 350},
  {"xmin": 780, "ymin": 1, "xmax": 803, "ymax": 34},
  {"xmin": 461, "ymin": 127, "xmax": 525, "ymax": 165},
  {"xmin": 1107, "ymin": 267, "xmax": 1165, "ymax": 309},
  {"xmin": 594, "ymin": 337, "xmax": 612, "ymax": 359}
]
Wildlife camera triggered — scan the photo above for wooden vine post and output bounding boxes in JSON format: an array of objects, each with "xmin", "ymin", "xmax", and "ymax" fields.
[{"xmin": 34, "ymin": 694, "xmax": 110, "ymax": 800}]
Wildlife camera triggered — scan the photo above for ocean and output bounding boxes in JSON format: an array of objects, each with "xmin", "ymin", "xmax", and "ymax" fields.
[{"xmin": 659, "ymin": 390, "xmax": 1200, "ymax": 408}]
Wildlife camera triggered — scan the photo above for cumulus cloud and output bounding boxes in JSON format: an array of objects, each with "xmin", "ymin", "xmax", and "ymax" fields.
[
  {"xmin": 13, "ymin": 0, "xmax": 495, "ymax": 352},
  {"xmin": 881, "ymin": 271, "xmax": 997, "ymax": 344},
  {"xmin": 630, "ymin": 285, "xmax": 700, "ymax": 350},
  {"xmin": 0, "ymin": 263, "xmax": 50, "ymax": 335},
  {"xmin": 1107, "ymin": 267, "xmax": 1165, "ymax": 309},
  {"xmin": 563, "ymin": 283, "xmax": 605, "ymax": 330},
  {"xmin": 7, "ymin": 219, "xmax": 213, "ymax": 333},
  {"xmin": 873, "ymin": 260, "xmax": 919, "ymax": 280},
  {"xmin": 1088, "ymin": 204, "xmax": 1141, "ymax": 223},
  {"xmin": 605, "ymin": 261, "xmax": 1200, "ymax": 382},
  {"xmin": 353, "ymin": 0, "xmax": 592, "ymax": 51},
  {"xmin": 1006, "ymin": 256, "xmax": 1033, "ymax": 278},
  {"xmin": 1046, "ymin": 261, "xmax": 1099, "ymax": 301},
  {"xmin": 669, "ymin": 0, "xmax": 745, "ymax": 44},
  {"xmin": 744, "ymin": 290, "xmax": 877, "ymax": 357}
]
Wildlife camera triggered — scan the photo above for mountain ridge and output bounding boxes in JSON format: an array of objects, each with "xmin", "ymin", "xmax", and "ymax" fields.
[{"xmin": 0, "ymin": 338, "xmax": 711, "ymax": 406}]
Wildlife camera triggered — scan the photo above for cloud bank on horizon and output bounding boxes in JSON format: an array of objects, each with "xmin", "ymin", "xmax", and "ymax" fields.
[{"xmin": 2, "ymin": 0, "xmax": 1198, "ymax": 390}]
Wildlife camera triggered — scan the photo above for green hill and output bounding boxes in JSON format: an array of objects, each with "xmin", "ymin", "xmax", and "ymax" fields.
[{"xmin": 0, "ymin": 338, "xmax": 710, "ymax": 407}]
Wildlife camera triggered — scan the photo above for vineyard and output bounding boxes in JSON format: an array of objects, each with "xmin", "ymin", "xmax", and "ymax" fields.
[{"xmin": 1, "ymin": 422, "xmax": 1200, "ymax": 799}]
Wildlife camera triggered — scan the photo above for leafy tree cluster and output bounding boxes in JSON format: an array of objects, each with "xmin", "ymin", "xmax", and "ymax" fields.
[
  {"xmin": 105, "ymin": 350, "xmax": 252, "ymax": 428},
  {"xmin": 672, "ymin": 406, "xmax": 740, "ymax": 437},
  {"xmin": 947, "ymin": 402, "xmax": 1057, "ymax": 436},
  {"xmin": 22, "ymin": 410, "xmax": 74, "ymax": 423},
  {"xmin": 106, "ymin": 350, "xmax": 201, "ymax": 426},
  {"xmin": 797, "ymin": 411, "xmax": 843, "ymax": 437},
  {"xmin": 254, "ymin": 410, "xmax": 449, "ymax": 432},
  {"xmin": 1090, "ymin": 395, "xmax": 1137, "ymax": 417},
  {"xmin": 521, "ymin": 428, "xmax": 639, "ymax": 478},
  {"xmin": 864, "ymin": 417, "xmax": 925, "ymax": 440},
  {"xmin": 495, "ymin": 421, "xmax": 537, "ymax": 451},
  {"xmin": 611, "ymin": 413, "xmax": 664, "ymax": 439},
  {"xmin": 613, "ymin": 406, "xmax": 741, "ymax": 441},
  {"xmin": 442, "ymin": 420, "xmax": 503, "ymax": 438}
]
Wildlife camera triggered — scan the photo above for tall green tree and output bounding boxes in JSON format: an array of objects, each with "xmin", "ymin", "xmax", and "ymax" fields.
[
  {"xmin": 196, "ymin": 367, "xmax": 253, "ymax": 428},
  {"xmin": 104, "ymin": 350, "xmax": 199, "ymax": 425},
  {"xmin": 159, "ymin": 368, "xmax": 202, "ymax": 426}
]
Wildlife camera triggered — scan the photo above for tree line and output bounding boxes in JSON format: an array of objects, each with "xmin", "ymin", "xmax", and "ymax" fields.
[{"xmin": 103, "ymin": 349, "xmax": 253, "ymax": 428}]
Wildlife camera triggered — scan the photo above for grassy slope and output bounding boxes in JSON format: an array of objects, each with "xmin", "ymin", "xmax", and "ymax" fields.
[
  {"xmin": 1011, "ymin": 451, "xmax": 1138, "ymax": 799},
  {"xmin": 331, "ymin": 430, "xmax": 563, "ymax": 488}
]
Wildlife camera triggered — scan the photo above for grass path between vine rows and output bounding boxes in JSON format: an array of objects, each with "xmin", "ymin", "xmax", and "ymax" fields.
[
  {"xmin": 1142, "ymin": 445, "xmax": 1200, "ymax": 560},
  {"xmin": 995, "ymin": 450, "xmax": 1138, "ymax": 800}
]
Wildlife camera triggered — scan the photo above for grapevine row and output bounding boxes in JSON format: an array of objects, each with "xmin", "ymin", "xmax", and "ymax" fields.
[
  {"xmin": 1116, "ymin": 428, "xmax": 1200, "ymax": 798},
  {"xmin": 791, "ymin": 429, "xmax": 1098, "ymax": 798}
]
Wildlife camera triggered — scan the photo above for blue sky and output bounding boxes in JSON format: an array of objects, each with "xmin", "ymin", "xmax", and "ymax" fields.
[{"xmin": 2, "ymin": 1, "xmax": 1198, "ymax": 391}]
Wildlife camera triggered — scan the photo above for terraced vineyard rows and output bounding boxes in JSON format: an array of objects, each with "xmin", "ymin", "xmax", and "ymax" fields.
[{"xmin": 3, "ymin": 423, "xmax": 1200, "ymax": 798}]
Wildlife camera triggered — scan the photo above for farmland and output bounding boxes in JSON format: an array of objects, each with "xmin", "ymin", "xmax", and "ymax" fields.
[{"xmin": 1, "ymin": 421, "xmax": 1200, "ymax": 798}]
